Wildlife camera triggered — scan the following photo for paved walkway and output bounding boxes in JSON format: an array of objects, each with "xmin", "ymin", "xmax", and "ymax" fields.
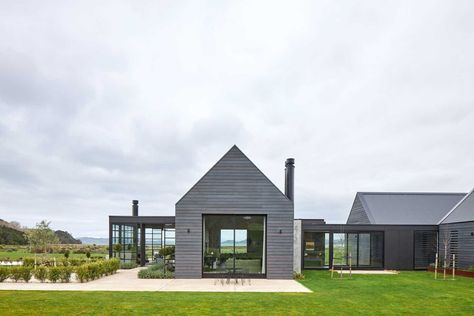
[
  {"xmin": 337, "ymin": 270, "xmax": 399, "ymax": 275},
  {"xmin": 0, "ymin": 268, "xmax": 311, "ymax": 292}
]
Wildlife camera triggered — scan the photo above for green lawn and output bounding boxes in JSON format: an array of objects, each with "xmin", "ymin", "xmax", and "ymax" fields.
[{"xmin": 0, "ymin": 271, "xmax": 473, "ymax": 315}]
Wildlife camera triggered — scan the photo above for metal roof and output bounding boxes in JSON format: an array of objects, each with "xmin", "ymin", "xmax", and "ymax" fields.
[
  {"xmin": 357, "ymin": 192, "xmax": 466, "ymax": 225},
  {"xmin": 439, "ymin": 188, "xmax": 474, "ymax": 224}
]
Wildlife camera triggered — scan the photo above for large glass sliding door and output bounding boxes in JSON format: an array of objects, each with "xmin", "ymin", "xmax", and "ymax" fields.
[
  {"xmin": 203, "ymin": 215, "xmax": 266, "ymax": 277},
  {"xmin": 303, "ymin": 231, "xmax": 384, "ymax": 269}
]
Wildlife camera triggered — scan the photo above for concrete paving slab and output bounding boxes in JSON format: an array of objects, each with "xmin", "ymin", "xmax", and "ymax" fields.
[{"xmin": 0, "ymin": 268, "xmax": 312, "ymax": 293}]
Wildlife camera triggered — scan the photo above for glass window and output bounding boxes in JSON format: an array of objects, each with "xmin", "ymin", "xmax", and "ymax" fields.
[
  {"xmin": 333, "ymin": 233, "xmax": 347, "ymax": 266},
  {"xmin": 303, "ymin": 232, "xmax": 330, "ymax": 268},
  {"xmin": 203, "ymin": 215, "xmax": 265, "ymax": 276}
]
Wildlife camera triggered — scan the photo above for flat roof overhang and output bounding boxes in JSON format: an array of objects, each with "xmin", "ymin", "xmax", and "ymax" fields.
[{"xmin": 109, "ymin": 215, "xmax": 175, "ymax": 228}]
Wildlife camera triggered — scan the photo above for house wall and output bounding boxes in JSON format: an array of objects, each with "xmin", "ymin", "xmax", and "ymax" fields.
[
  {"xmin": 175, "ymin": 147, "xmax": 294, "ymax": 279},
  {"xmin": 439, "ymin": 221, "xmax": 474, "ymax": 269},
  {"xmin": 301, "ymin": 223, "xmax": 438, "ymax": 270}
]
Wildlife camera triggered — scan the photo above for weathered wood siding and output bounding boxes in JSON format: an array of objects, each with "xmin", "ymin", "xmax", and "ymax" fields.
[{"xmin": 175, "ymin": 146, "xmax": 294, "ymax": 279}]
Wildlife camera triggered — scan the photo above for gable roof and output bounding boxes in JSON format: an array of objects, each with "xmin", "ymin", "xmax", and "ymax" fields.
[
  {"xmin": 439, "ymin": 188, "xmax": 474, "ymax": 224},
  {"xmin": 176, "ymin": 145, "xmax": 290, "ymax": 206},
  {"xmin": 348, "ymin": 192, "xmax": 466, "ymax": 225}
]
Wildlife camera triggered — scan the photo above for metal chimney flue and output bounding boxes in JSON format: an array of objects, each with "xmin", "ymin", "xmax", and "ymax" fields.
[
  {"xmin": 132, "ymin": 200, "xmax": 139, "ymax": 216},
  {"xmin": 285, "ymin": 158, "xmax": 295, "ymax": 201}
]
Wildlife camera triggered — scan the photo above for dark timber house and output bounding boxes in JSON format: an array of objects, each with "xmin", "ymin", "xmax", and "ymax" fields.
[{"xmin": 109, "ymin": 145, "xmax": 474, "ymax": 278}]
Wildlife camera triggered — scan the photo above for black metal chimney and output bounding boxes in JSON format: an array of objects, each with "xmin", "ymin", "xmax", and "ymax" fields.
[
  {"xmin": 285, "ymin": 158, "xmax": 295, "ymax": 201},
  {"xmin": 132, "ymin": 200, "xmax": 139, "ymax": 216}
]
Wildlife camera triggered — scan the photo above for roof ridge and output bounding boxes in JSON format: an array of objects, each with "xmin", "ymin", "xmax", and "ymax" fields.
[{"xmin": 358, "ymin": 192, "xmax": 466, "ymax": 196}]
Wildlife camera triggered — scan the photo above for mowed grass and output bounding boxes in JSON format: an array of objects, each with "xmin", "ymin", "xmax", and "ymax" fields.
[{"xmin": 0, "ymin": 271, "xmax": 473, "ymax": 315}]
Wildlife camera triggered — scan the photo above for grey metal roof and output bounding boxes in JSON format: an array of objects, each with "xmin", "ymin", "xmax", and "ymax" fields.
[
  {"xmin": 356, "ymin": 192, "xmax": 466, "ymax": 225},
  {"xmin": 439, "ymin": 189, "xmax": 474, "ymax": 224}
]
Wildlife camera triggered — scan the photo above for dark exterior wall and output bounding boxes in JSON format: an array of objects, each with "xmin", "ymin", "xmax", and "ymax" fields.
[
  {"xmin": 175, "ymin": 146, "xmax": 294, "ymax": 279},
  {"xmin": 439, "ymin": 221, "xmax": 474, "ymax": 269},
  {"xmin": 346, "ymin": 195, "xmax": 371, "ymax": 224},
  {"xmin": 301, "ymin": 222, "xmax": 438, "ymax": 270}
]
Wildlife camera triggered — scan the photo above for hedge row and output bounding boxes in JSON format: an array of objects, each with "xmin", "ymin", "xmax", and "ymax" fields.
[
  {"xmin": 0, "ymin": 258, "xmax": 120, "ymax": 283},
  {"xmin": 75, "ymin": 259, "xmax": 120, "ymax": 282}
]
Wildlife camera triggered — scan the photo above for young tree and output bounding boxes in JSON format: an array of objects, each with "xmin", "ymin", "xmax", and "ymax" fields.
[
  {"xmin": 26, "ymin": 220, "xmax": 59, "ymax": 254},
  {"xmin": 440, "ymin": 231, "xmax": 451, "ymax": 280}
]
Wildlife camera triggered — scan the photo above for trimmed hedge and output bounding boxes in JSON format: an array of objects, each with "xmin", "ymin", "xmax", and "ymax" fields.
[
  {"xmin": 0, "ymin": 258, "xmax": 120, "ymax": 283},
  {"xmin": 76, "ymin": 258, "xmax": 120, "ymax": 283}
]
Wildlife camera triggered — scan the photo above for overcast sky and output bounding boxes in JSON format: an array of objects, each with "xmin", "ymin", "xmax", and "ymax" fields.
[{"xmin": 0, "ymin": 1, "xmax": 473, "ymax": 238}]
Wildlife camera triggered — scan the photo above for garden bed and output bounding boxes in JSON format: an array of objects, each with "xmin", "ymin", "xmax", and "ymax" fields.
[
  {"xmin": 0, "ymin": 258, "xmax": 120, "ymax": 283},
  {"xmin": 427, "ymin": 266, "xmax": 474, "ymax": 278}
]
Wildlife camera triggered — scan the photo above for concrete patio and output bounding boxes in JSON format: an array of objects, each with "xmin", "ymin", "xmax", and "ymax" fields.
[{"xmin": 0, "ymin": 268, "xmax": 312, "ymax": 293}]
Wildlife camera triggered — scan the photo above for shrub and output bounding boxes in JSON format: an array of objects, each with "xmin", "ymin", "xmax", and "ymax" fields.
[
  {"xmin": 34, "ymin": 266, "xmax": 48, "ymax": 282},
  {"xmin": 22, "ymin": 257, "xmax": 36, "ymax": 267},
  {"xmin": 138, "ymin": 264, "xmax": 174, "ymax": 279},
  {"xmin": 0, "ymin": 266, "xmax": 10, "ymax": 282},
  {"xmin": 59, "ymin": 266, "xmax": 72, "ymax": 283},
  {"xmin": 138, "ymin": 268, "xmax": 174, "ymax": 279},
  {"xmin": 20, "ymin": 266, "xmax": 32, "ymax": 282},
  {"xmin": 159, "ymin": 246, "xmax": 175, "ymax": 258},
  {"xmin": 120, "ymin": 262, "xmax": 137, "ymax": 269},
  {"xmin": 75, "ymin": 264, "xmax": 89, "ymax": 283},
  {"xmin": 48, "ymin": 267, "xmax": 61, "ymax": 283},
  {"xmin": 10, "ymin": 267, "xmax": 23, "ymax": 282},
  {"xmin": 64, "ymin": 250, "xmax": 70, "ymax": 259}
]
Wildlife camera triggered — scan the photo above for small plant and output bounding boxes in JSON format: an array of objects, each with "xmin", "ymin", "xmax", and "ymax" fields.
[
  {"xmin": 293, "ymin": 272, "xmax": 305, "ymax": 280},
  {"xmin": 86, "ymin": 251, "xmax": 91, "ymax": 259},
  {"xmin": 64, "ymin": 250, "xmax": 70, "ymax": 259},
  {"xmin": 48, "ymin": 266, "xmax": 61, "ymax": 283},
  {"xmin": 0, "ymin": 266, "xmax": 10, "ymax": 282},
  {"xmin": 34, "ymin": 266, "xmax": 48, "ymax": 282}
]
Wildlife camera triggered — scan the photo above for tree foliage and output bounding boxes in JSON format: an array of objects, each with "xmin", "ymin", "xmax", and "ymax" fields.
[{"xmin": 26, "ymin": 220, "xmax": 59, "ymax": 253}]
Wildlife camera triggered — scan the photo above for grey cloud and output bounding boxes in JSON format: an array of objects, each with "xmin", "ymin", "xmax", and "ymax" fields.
[{"xmin": 0, "ymin": 1, "xmax": 473, "ymax": 237}]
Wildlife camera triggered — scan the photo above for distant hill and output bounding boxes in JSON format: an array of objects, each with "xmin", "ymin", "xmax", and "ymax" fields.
[
  {"xmin": 55, "ymin": 230, "xmax": 82, "ymax": 244},
  {"xmin": 79, "ymin": 237, "xmax": 109, "ymax": 245},
  {"xmin": 0, "ymin": 225, "xmax": 28, "ymax": 245}
]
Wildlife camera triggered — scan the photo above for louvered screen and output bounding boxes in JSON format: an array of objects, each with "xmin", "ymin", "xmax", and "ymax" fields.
[{"xmin": 414, "ymin": 231, "xmax": 437, "ymax": 269}]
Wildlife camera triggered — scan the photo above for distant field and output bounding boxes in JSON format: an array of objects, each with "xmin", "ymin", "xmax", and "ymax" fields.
[
  {"xmin": 220, "ymin": 246, "xmax": 247, "ymax": 254},
  {"xmin": 0, "ymin": 245, "xmax": 108, "ymax": 261}
]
